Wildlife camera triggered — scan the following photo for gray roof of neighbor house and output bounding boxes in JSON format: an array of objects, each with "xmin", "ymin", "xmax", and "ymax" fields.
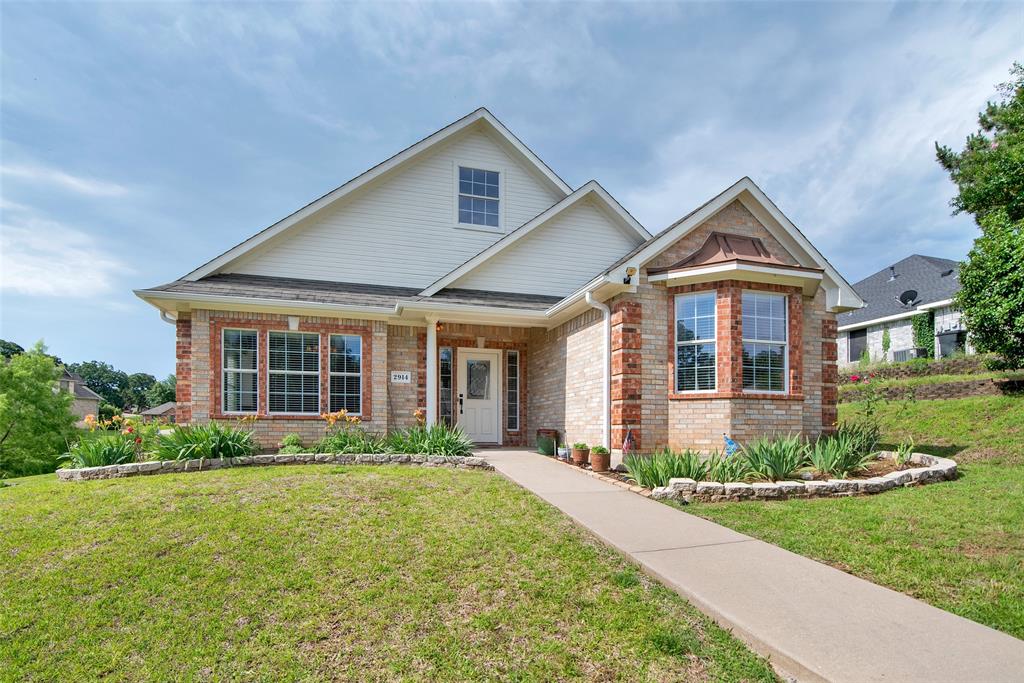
[
  {"xmin": 141, "ymin": 401, "xmax": 176, "ymax": 416},
  {"xmin": 838, "ymin": 255, "xmax": 961, "ymax": 328},
  {"xmin": 144, "ymin": 273, "xmax": 560, "ymax": 312},
  {"xmin": 60, "ymin": 369, "xmax": 103, "ymax": 401}
]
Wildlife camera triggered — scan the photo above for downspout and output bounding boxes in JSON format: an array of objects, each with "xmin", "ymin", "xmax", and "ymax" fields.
[{"xmin": 585, "ymin": 292, "xmax": 611, "ymax": 450}]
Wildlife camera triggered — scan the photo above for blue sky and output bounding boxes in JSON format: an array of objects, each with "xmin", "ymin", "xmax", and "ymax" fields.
[{"xmin": 0, "ymin": 2, "xmax": 1020, "ymax": 377}]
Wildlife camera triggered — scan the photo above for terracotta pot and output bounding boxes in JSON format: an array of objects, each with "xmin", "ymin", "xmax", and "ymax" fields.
[
  {"xmin": 590, "ymin": 450, "xmax": 610, "ymax": 472},
  {"xmin": 571, "ymin": 447, "xmax": 590, "ymax": 467}
]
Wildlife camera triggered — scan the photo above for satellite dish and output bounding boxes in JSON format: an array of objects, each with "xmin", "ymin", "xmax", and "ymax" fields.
[{"xmin": 898, "ymin": 290, "xmax": 919, "ymax": 307}]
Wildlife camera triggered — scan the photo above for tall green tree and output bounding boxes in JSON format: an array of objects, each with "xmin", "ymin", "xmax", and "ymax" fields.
[
  {"xmin": 146, "ymin": 375, "xmax": 176, "ymax": 407},
  {"xmin": 0, "ymin": 339, "xmax": 25, "ymax": 360},
  {"xmin": 936, "ymin": 63, "xmax": 1024, "ymax": 369},
  {"xmin": 67, "ymin": 360, "xmax": 129, "ymax": 409},
  {"xmin": 123, "ymin": 372, "xmax": 157, "ymax": 411},
  {"xmin": 0, "ymin": 343, "xmax": 77, "ymax": 478}
]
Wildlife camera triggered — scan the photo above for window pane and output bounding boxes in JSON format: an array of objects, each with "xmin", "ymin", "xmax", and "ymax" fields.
[
  {"xmin": 743, "ymin": 342, "xmax": 786, "ymax": 391},
  {"xmin": 459, "ymin": 180, "xmax": 472, "ymax": 195},
  {"xmin": 459, "ymin": 167, "xmax": 472, "ymax": 181},
  {"xmin": 467, "ymin": 360, "xmax": 490, "ymax": 399},
  {"xmin": 439, "ymin": 347, "xmax": 453, "ymax": 425}
]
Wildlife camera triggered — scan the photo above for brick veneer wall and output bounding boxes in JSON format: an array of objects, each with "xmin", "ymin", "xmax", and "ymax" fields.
[
  {"xmin": 610, "ymin": 300, "xmax": 643, "ymax": 450},
  {"xmin": 527, "ymin": 308, "xmax": 604, "ymax": 448},
  {"xmin": 175, "ymin": 315, "xmax": 192, "ymax": 424},
  {"xmin": 386, "ymin": 325, "xmax": 422, "ymax": 430},
  {"xmin": 183, "ymin": 309, "xmax": 388, "ymax": 449}
]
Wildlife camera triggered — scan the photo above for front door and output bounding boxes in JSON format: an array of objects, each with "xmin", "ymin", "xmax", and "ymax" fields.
[{"xmin": 456, "ymin": 348, "xmax": 501, "ymax": 444}]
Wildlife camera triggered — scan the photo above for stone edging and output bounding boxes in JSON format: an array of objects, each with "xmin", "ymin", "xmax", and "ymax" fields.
[
  {"xmin": 56, "ymin": 453, "xmax": 493, "ymax": 482},
  {"xmin": 649, "ymin": 452, "xmax": 957, "ymax": 502}
]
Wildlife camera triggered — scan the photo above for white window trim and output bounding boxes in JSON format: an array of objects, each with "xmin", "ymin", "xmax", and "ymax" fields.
[
  {"xmin": 328, "ymin": 334, "xmax": 362, "ymax": 416},
  {"xmin": 674, "ymin": 292, "xmax": 718, "ymax": 393},
  {"xmin": 266, "ymin": 331, "xmax": 321, "ymax": 415},
  {"xmin": 741, "ymin": 290, "xmax": 789, "ymax": 395},
  {"xmin": 222, "ymin": 328, "xmax": 259, "ymax": 415},
  {"xmin": 452, "ymin": 161, "xmax": 505, "ymax": 234},
  {"xmin": 506, "ymin": 350, "xmax": 520, "ymax": 432}
]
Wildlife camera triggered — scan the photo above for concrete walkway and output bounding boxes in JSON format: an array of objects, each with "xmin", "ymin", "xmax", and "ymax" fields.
[{"xmin": 482, "ymin": 449, "xmax": 1024, "ymax": 683}]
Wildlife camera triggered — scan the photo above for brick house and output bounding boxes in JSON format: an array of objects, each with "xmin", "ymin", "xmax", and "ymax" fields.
[{"xmin": 136, "ymin": 109, "xmax": 862, "ymax": 454}]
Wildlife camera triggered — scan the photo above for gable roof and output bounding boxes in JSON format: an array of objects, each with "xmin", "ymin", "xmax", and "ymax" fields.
[
  {"xmin": 838, "ymin": 255, "xmax": 960, "ymax": 329},
  {"xmin": 418, "ymin": 180, "xmax": 650, "ymax": 296},
  {"xmin": 590, "ymin": 177, "xmax": 863, "ymax": 313},
  {"xmin": 182, "ymin": 108, "xmax": 573, "ymax": 282},
  {"xmin": 141, "ymin": 401, "xmax": 177, "ymax": 416}
]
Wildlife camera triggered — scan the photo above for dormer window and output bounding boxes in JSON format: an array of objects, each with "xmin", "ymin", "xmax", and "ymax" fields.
[{"xmin": 458, "ymin": 166, "xmax": 499, "ymax": 228}]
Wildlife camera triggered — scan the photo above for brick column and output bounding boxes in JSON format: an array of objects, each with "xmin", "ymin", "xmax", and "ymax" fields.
[
  {"xmin": 611, "ymin": 300, "xmax": 643, "ymax": 451},
  {"xmin": 821, "ymin": 318, "xmax": 838, "ymax": 432},
  {"xmin": 175, "ymin": 315, "xmax": 192, "ymax": 424}
]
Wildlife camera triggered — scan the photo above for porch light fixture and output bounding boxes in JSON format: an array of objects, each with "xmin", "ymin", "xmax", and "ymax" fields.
[{"xmin": 624, "ymin": 266, "xmax": 637, "ymax": 284}]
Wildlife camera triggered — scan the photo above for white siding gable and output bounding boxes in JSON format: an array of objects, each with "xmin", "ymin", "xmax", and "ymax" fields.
[
  {"xmin": 225, "ymin": 126, "xmax": 563, "ymax": 289},
  {"xmin": 449, "ymin": 196, "xmax": 644, "ymax": 297}
]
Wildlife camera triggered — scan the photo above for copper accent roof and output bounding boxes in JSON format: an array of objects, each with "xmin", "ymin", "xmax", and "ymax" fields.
[{"xmin": 647, "ymin": 232, "xmax": 822, "ymax": 275}]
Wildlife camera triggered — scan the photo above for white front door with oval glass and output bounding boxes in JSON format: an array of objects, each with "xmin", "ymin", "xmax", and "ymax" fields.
[{"xmin": 456, "ymin": 348, "xmax": 501, "ymax": 444}]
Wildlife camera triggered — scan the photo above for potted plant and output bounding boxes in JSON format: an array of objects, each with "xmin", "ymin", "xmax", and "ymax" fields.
[
  {"xmin": 571, "ymin": 442, "xmax": 590, "ymax": 467},
  {"xmin": 556, "ymin": 442, "xmax": 569, "ymax": 460},
  {"xmin": 590, "ymin": 445, "xmax": 610, "ymax": 472}
]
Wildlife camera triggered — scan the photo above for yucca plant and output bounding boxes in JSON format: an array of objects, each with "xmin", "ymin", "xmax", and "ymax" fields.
[
  {"xmin": 314, "ymin": 428, "xmax": 387, "ymax": 454},
  {"xmin": 837, "ymin": 420, "xmax": 880, "ymax": 458},
  {"xmin": 808, "ymin": 431, "xmax": 874, "ymax": 478},
  {"xmin": 60, "ymin": 435, "xmax": 136, "ymax": 468},
  {"xmin": 386, "ymin": 423, "xmax": 475, "ymax": 457},
  {"xmin": 623, "ymin": 449, "xmax": 707, "ymax": 488},
  {"xmin": 741, "ymin": 434, "xmax": 808, "ymax": 481},
  {"xmin": 155, "ymin": 423, "xmax": 257, "ymax": 461},
  {"xmin": 705, "ymin": 449, "xmax": 753, "ymax": 483}
]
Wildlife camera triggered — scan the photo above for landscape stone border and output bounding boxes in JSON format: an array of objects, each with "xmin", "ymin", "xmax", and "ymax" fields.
[
  {"xmin": 56, "ymin": 453, "xmax": 493, "ymax": 482},
  {"xmin": 649, "ymin": 452, "xmax": 957, "ymax": 503}
]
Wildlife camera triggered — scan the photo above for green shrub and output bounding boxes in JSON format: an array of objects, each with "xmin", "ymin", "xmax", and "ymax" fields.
[
  {"xmin": 280, "ymin": 433, "xmax": 303, "ymax": 449},
  {"xmin": 60, "ymin": 434, "xmax": 136, "ymax": 468},
  {"xmin": 277, "ymin": 444, "xmax": 306, "ymax": 455},
  {"xmin": 571, "ymin": 442, "xmax": 589, "ymax": 450},
  {"xmin": 591, "ymin": 445, "xmax": 609, "ymax": 455},
  {"xmin": 155, "ymin": 423, "xmax": 257, "ymax": 461},
  {"xmin": 705, "ymin": 450, "xmax": 753, "ymax": 482},
  {"xmin": 386, "ymin": 423, "xmax": 475, "ymax": 457},
  {"xmin": 741, "ymin": 434, "xmax": 808, "ymax": 481},
  {"xmin": 314, "ymin": 427, "xmax": 387, "ymax": 454},
  {"xmin": 623, "ymin": 449, "xmax": 706, "ymax": 488},
  {"xmin": 808, "ymin": 431, "xmax": 874, "ymax": 478}
]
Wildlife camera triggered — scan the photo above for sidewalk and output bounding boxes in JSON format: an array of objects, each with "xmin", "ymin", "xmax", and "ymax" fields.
[{"xmin": 483, "ymin": 449, "xmax": 1024, "ymax": 682}]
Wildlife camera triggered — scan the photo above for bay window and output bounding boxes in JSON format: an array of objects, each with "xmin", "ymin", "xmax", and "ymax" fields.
[{"xmin": 268, "ymin": 332, "xmax": 320, "ymax": 413}]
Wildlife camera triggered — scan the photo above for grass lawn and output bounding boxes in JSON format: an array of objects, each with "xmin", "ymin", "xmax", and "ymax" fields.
[
  {"xmin": 837, "ymin": 370, "xmax": 1024, "ymax": 396},
  {"xmin": 685, "ymin": 394, "xmax": 1024, "ymax": 639},
  {"xmin": 1, "ymin": 466, "xmax": 774, "ymax": 682}
]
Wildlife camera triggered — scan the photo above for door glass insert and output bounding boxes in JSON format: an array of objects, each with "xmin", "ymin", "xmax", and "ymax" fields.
[{"xmin": 467, "ymin": 359, "xmax": 491, "ymax": 399}]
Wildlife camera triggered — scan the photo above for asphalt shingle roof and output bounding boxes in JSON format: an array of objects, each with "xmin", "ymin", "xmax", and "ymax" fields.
[
  {"xmin": 144, "ymin": 274, "xmax": 560, "ymax": 312},
  {"xmin": 838, "ymin": 254, "xmax": 960, "ymax": 327}
]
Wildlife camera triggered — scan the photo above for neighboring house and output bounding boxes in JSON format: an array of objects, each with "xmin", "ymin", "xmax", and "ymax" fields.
[
  {"xmin": 140, "ymin": 401, "xmax": 177, "ymax": 423},
  {"xmin": 58, "ymin": 368, "xmax": 102, "ymax": 425},
  {"xmin": 836, "ymin": 255, "xmax": 972, "ymax": 367},
  {"xmin": 136, "ymin": 109, "xmax": 862, "ymax": 453}
]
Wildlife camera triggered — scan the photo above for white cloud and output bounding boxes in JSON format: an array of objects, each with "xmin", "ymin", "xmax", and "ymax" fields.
[
  {"xmin": 0, "ymin": 214, "xmax": 130, "ymax": 298},
  {"xmin": 1, "ymin": 164, "xmax": 128, "ymax": 197}
]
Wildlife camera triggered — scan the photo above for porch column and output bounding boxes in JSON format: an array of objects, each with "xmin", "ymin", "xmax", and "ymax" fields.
[{"xmin": 425, "ymin": 317, "xmax": 438, "ymax": 426}]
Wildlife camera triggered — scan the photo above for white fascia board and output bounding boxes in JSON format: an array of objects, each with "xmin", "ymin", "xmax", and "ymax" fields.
[
  {"xmin": 134, "ymin": 289, "xmax": 397, "ymax": 320},
  {"xmin": 916, "ymin": 298, "xmax": 955, "ymax": 311},
  {"xmin": 649, "ymin": 263, "xmax": 823, "ymax": 295},
  {"xmin": 183, "ymin": 108, "xmax": 571, "ymax": 282},
  {"xmin": 837, "ymin": 310, "xmax": 919, "ymax": 332},
  {"xmin": 396, "ymin": 300, "xmax": 548, "ymax": 327},
  {"xmin": 419, "ymin": 181, "xmax": 646, "ymax": 297}
]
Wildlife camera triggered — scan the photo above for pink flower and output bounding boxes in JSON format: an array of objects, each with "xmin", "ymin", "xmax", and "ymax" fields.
[{"xmin": 850, "ymin": 374, "xmax": 860, "ymax": 382}]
